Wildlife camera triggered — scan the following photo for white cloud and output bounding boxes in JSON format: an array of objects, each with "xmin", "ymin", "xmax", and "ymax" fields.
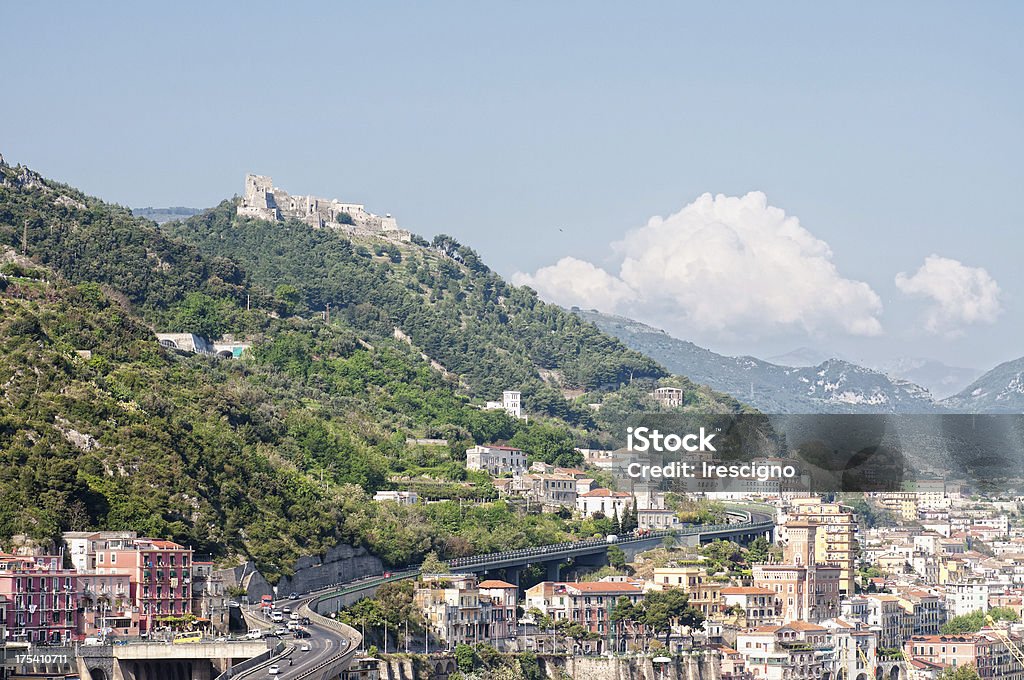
[
  {"xmin": 511, "ymin": 256, "xmax": 636, "ymax": 311},
  {"xmin": 515, "ymin": 191, "xmax": 884, "ymax": 339},
  {"xmin": 895, "ymin": 255, "xmax": 1002, "ymax": 336}
]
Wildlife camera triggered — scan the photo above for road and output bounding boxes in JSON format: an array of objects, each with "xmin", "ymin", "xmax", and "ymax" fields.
[
  {"xmin": 230, "ymin": 598, "xmax": 353, "ymax": 680},
  {"xmin": 229, "ymin": 507, "xmax": 775, "ymax": 678}
]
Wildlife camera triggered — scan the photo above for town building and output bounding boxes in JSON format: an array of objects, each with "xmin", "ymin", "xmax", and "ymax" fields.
[
  {"xmin": 905, "ymin": 632, "xmax": 1024, "ymax": 680},
  {"xmin": 191, "ymin": 560, "xmax": 230, "ymax": 634},
  {"xmin": 785, "ymin": 497, "xmax": 859, "ymax": 595},
  {"xmin": 67, "ymin": 532, "xmax": 194, "ymax": 635},
  {"xmin": 651, "ymin": 386, "xmax": 685, "ymax": 408},
  {"xmin": 720, "ymin": 587, "xmax": 781, "ymax": 629},
  {"xmin": 525, "ymin": 579, "xmax": 644, "ymax": 639},
  {"xmin": 477, "ymin": 580, "xmax": 519, "ymax": 649},
  {"xmin": 752, "ymin": 522, "xmax": 841, "ymax": 623},
  {"xmin": 734, "ymin": 622, "xmax": 828, "ymax": 680},
  {"xmin": 372, "ymin": 490, "xmax": 419, "ymax": 505},
  {"xmin": 0, "ymin": 553, "xmax": 78, "ymax": 644},
  {"xmin": 650, "ymin": 566, "xmax": 723, "ymax": 616},
  {"xmin": 414, "ymin": 573, "xmax": 515, "ymax": 650},
  {"xmin": 77, "ymin": 571, "xmax": 138, "ymax": 638},
  {"xmin": 465, "ymin": 445, "xmax": 526, "ymax": 476},
  {"xmin": 483, "ymin": 391, "xmax": 522, "ymax": 419},
  {"xmin": 576, "ymin": 488, "xmax": 633, "ymax": 519}
]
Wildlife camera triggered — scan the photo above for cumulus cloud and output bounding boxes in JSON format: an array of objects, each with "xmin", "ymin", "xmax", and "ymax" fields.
[
  {"xmin": 511, "ymin": 256, "xmax": 636, "ymax": 311},
  {"xmin": 895, "ymin": 255, "xmax": 1002, "ymax": 336},
  {"xmin": 515, "ymin": 191, "xmax": 883, "ymax": 339}
]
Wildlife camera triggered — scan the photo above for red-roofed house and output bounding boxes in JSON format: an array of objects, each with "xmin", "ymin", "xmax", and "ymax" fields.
[
  {"xmin": 576, "ymin": 488, "xmax": 633, "ymax": 518},
  {"xmin": 526, "ymin": 579, "xmax": 643, "ymax": 639}
]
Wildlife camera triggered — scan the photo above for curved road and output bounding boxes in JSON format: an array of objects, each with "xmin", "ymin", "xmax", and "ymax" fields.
[{"xmin": 232, "ymin": 505, "xmax": 775, "ymax": 677}]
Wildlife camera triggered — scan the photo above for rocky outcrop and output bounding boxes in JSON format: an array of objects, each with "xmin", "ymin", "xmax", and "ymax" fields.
[{"xmin": 277, "ymin": 543, "xmax": 383, "ymax": 594}]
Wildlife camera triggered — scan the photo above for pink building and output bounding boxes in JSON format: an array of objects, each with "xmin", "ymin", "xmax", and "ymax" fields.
[
  {"xmin": 77, "ymin": 572, "xmax": 138, "ymax": 638},
  {"xmin": 97, "ymin": 538, "xmax": 193, "ymax": 634},
  {"xmin": 0, "ymin": 553, "xmax": 78, "ymax": 644}
]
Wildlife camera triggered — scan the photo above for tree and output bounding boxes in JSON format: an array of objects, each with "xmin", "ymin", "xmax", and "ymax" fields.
[
  {"xmin": 938, "ymin": 665, "xmax": 981, "ymax": 680},
  {"xmin": 420, "ymin": 551, "xmax": 449, "ymax": 574},
  {"xmin": 621, "ymin": 500, "xmax": 638, "ymax": 533},
  {"xmin": 942, "ymin": 607, "xmax": 1018, "ymax": 634},
  {"xmin": 610, "ymin": 596, "xmax": 639, "ymax": 651},
  {"xmin": 454, "ymin": 643, "xmax": 476, "ymax": 673},
  {"xmin": 168, "ymin": 292, "xmax": 231, "ymax": 339},
  {"xmin": 638, "ymin": 589, "xmax": 706, "ymax": 648},
  {"xmin": 607, "ymin": 545, "xmax": 626, "ymax": 570}
]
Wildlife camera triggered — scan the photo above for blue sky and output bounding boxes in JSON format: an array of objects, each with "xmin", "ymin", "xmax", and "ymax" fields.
[{"xmin": 3, "ymin": 2, "xmax": 1022, "ymax": 374}]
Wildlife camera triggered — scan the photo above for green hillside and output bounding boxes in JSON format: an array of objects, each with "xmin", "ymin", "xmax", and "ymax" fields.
[
  {"xmin": 167, "ymin": 200, "xmax": 667, "ymax": 422},
  {"xmin": 0, "ymin": 158, "xmax": 745, "ymax": 577}
]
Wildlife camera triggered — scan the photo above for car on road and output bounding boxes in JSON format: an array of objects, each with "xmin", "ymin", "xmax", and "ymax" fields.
[
  {"xmin": 267, "ymin": 665, "xmax": 280, "ymax": 675},
  {"xmin": 288, "ymin": 591, "xmax": 298, "ymax": 599},
  {"xmin": 244, "ymin": 630, "xmax": 263, "ymax": 640},
  {"xmin": 299, "ymin": 617, "xmax": 311, "ymax": 625},
  {"xmin": 292, "ymin": 629, "xmax": 310, "ymax": 638},
  {"xmin": 274, "ymin": 627, "xmax": 289, "ymax": 636},
  {"xmin": 263, "ymin": 630, "xmax": 279, "ymax": 638},
  {"xmin": 300, "ymin": 643, "xmax": 311, "ymax": 652}
]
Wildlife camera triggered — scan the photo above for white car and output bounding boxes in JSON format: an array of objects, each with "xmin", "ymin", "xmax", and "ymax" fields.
[
  {"xmin": 267, "ymin": 664, "xmax": 280, "ymax": 675},
  {"xmin": 300, "ymin": 643, "xmax": 311, "ymax": 652}
]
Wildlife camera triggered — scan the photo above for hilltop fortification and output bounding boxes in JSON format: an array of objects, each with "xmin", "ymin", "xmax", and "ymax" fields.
[{"xmin": 237, "ymin": 173, "xmax": 410, "ymax": 241}]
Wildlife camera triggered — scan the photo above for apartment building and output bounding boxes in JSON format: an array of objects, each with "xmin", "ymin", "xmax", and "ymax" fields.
[
  {"xmin": 415, "ymin": 574, "xmax": 516, "ymax": 650},
  {"xmin": 525, "ymin": 579, "xmax": 644, "ymax": 638},
  {"xmin": 77, "ymin": 571, "xmax": 138, "ymax": 638},
  {"xmin": 477, "ymin": 579, "xmax": 519, "ymax": 648},
  {"xmin": 94, "ymin": 538, "xmax": 194, "ymax": 633},
  {"xmin": 734, "ymin": 622, "xmax": 828, "ymax": 680},
  {"xmin": 905, "ymin": 632, "xmax": 1024, "ymax": 680},
  {"xmin": 720, "ymin": 587, "xmax": 780, "ymax": 628},
  {"xmin": 0, "ymin": 553, "xmax": 78, "ymax": 644},
  {"xmin": 786, "ymin": 498, "xmax": 859, "ymax": 595}
]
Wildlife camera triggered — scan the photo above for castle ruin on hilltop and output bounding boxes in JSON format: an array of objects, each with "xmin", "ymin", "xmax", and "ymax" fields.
[{"xmin": 237, "ymin": 174, "xmax": 411, "ymax": 241}]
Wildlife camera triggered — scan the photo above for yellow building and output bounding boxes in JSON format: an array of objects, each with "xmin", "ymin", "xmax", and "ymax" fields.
[
  {"xmin": 650, "ymin": 566, "xmax": 723, "ymax": 616},
  {"xmin": 787, "ymin": 498, "xmax": 859, "ymax": 596}
]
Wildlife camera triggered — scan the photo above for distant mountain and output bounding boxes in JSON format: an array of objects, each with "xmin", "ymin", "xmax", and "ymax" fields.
[
  {"xmin": 875, "ymin": 357, "xmax": 983, "ymax": 400},
  {"xmin": 766, "ymin": 347, "xmax": 835, "ymax": 367},
  {"xmin": 942, "ymin": 357, "xmax": 1024, "ymax": 412},
  {"xmin": 132, "ymin": 206, "xmax": 202, "ymax": 224},
  {"xmin": 572, "ymin": 310, "xmax": 942, "ymax": 413}
]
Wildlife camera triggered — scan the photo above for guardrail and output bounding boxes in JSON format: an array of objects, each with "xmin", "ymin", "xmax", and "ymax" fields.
[
  {"xmin": 292, "ymin": 591, "xmax": 365, "ymax": 680},
  {"xmin": 447, "ymin": 519, "xmax": 772, "ymax": 569},
  {"xmin": 213, "ymin": 641, "xmax": 290, "ymax": 680}
]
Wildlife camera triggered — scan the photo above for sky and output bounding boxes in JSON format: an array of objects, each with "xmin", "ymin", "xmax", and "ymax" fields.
[{"xmin": 3, "ymin": 2, "xmax": 1022, "ymax": 373}]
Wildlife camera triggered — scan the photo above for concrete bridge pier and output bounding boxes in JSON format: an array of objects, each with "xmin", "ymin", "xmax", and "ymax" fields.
[{"xmin": 545, "ymin": 561, "xmax": 562, "ymax": 582}]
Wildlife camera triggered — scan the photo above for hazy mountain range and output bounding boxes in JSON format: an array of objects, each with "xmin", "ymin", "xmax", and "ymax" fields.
[{"xmin": 572, "ymin": 309, "xmax": 1022, "ymax": 414}]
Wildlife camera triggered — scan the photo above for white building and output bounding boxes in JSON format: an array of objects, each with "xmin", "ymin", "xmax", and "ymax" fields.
[
  {"xmin": 945, "ymin": 581, "xmax": 990, "ymax": 617},
  {"xmin": 466, "ymin": 445, "xmax": 526, "ymax": 476},
  {"xmin": 373, "ymin": 490, "xmax": 419, "ymax": 505},
  {"xmin": 484, "ymin": 390, "xmax": 523, "ymax": 419},
  {"xmin": 576, "ymin": 488, "xmax": 633, "ymax": 519}
]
